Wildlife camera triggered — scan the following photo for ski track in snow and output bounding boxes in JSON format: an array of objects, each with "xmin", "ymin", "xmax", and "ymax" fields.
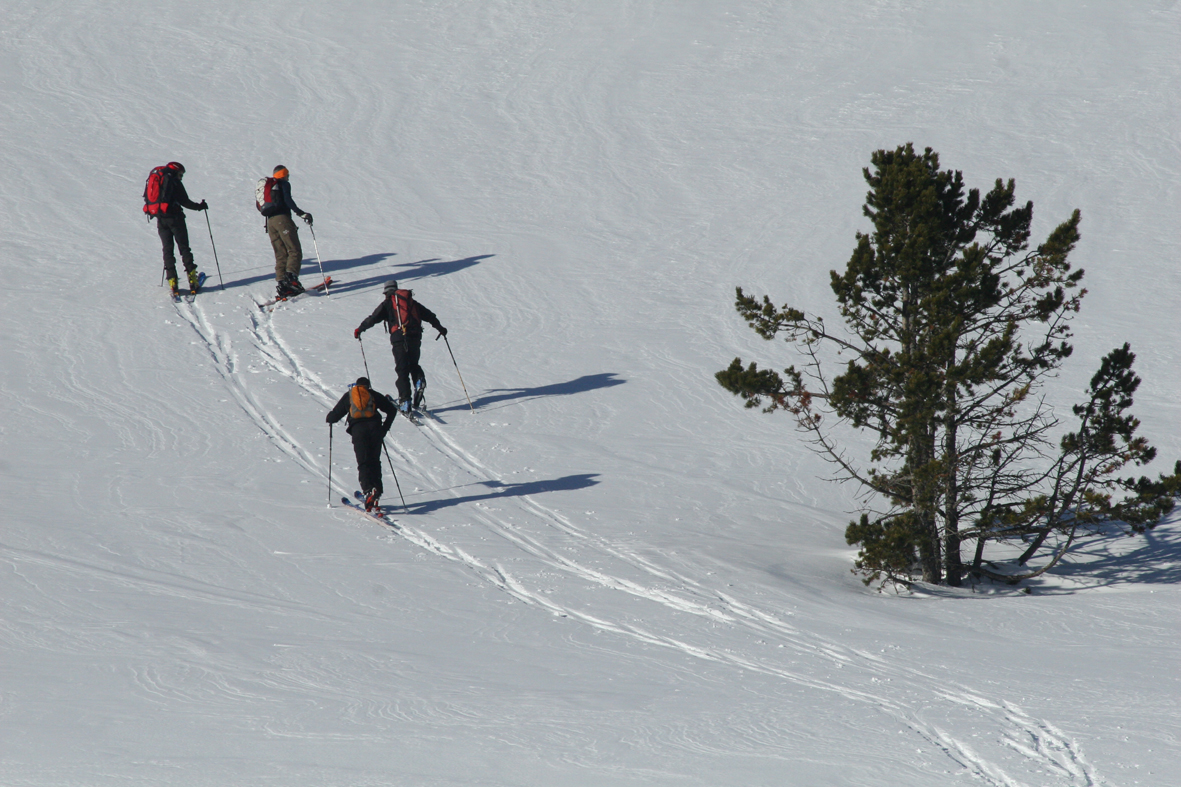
[{"xmin": 166, "ymin": 292, "xmax": 1104, "ymax": 787}]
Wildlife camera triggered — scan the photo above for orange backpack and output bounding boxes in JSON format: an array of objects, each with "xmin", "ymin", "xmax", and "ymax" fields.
[{"xmin": 349, "ymin": 384, "xmax": 376, "ymax": 419}]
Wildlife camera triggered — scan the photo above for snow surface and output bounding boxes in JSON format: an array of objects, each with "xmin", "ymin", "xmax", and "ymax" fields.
[{"xmin": 2, "ymin": 2, "xmax": 1180, "ymax": 785}]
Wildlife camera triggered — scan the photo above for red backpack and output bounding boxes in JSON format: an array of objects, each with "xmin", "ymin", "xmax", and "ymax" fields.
[
  {"xmin": 255, "ymin": 177, "xmax": 282, "ymax": 216},
  {"xmin": 388, "ymin": 290, "xmax": 421, "ymax": 334},
  {"xmin": 142, "ymin": 163, "xmax": 182, "ymax": 219}
]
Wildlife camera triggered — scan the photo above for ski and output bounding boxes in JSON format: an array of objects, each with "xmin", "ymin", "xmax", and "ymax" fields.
[
  {"xmin": 341, "ymin": 492, "xmax": 399, "ymax": 529},
  {"xmin": 406, "ymin": 404, "xmax": 440, "ymax": 425},
  {"xmin": 260, "ymin": 276, "xmax": 335, "ymax": 310},
  {"xmin": 184, "ymin": 272, "xmax": 208, "ymax": 303},
  {"xmin": 399, "ymin": 383, "xmax": 428, "ymax": 425}
]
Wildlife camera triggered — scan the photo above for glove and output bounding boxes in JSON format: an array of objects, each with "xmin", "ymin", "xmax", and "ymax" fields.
[
  {"xmin": 354, "ymin": 327, "xmax": 362, "ymax": 340},
  {"xmin": 302, "ymin": 212, "xmax": 313, "ymax": 225},
  {"xmin": 198, "ymin": 200, "xmax": 208, "ymax": 211},
  {"xmin": 438, "ymin": 325, "xmax": 448, "ymax": 337}
]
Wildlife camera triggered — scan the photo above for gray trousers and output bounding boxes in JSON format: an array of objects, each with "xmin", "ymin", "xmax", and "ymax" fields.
[{"xmin": 266, "ymin": 214, "xmax": 303, "ymax": 280}]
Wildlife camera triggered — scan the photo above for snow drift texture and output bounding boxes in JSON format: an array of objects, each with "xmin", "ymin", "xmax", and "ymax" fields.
[{"xmin": 1, "ymin": 2, "xmax": 1179, "ymax": 785}]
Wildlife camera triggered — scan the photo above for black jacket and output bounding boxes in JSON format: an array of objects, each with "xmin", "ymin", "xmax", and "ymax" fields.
[
  {"xmin": 357, "ymin": 292, "xmax": 443, "ymax": 343},
  {"xmin": 325, "ymin": 386, "xmax": 398, "ymax": 434},
  {"xmin": 272, "ymin": 178, "xmax": 306, "ymax": 219},
  {"xmin": 162, "ymin": 179, "xmax": 203, "ymax": 218}
]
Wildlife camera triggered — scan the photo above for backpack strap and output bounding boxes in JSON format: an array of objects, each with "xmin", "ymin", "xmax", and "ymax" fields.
[{"xmin": 389, "ymin": 291, "xmax": 407, "ymax": 335}]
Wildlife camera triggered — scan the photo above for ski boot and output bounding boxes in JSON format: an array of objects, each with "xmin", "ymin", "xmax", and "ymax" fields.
[
  {"xmin": 187, "ymin": 268, "xmax": 202, "ymax": 294},
  {"xmin": 398, "ymin": 399, "xmax": 412, "ymax": 415},
  {"xmin": 364, "ymin": 488, "xmax": 380, "ymax": 513},
  {"xmin": 168, "ymin": 277, "xmax": 180, "ymax": 297},
  {"xmin": 284, "ymin": 272, "xmax": 305, "ymax": 295},
  {"xmin": 412, "ymin": 377, "xmax": 427, "ymax": 410}
]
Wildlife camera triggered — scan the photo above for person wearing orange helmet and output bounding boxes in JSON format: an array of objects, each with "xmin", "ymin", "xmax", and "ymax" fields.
[{"xmin": 266, "ymin": 164, "xmax": 313, "ymax": 298}]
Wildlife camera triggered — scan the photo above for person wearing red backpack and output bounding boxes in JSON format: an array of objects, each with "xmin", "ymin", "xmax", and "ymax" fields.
[
  {"xmin": 265, "ymin": 165, "xmax": 313, "ymax": 298},
  {"xmin": 143, "ymin": 161, "xmax": 208, "ymax": 296},
  {"xmin": 325, "ymin": 376, "xmax": 398, "ymax": 511},
  {"xmin": 353, "ymin": 280, "xmax": 448, "ymax": 414}
]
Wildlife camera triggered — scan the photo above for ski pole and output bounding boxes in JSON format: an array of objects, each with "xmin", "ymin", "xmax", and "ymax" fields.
[
  {"xmin": 440, "ymin": 333, "xmax": 475, "ymax": 412},
  {"xmin": 160, "ymin": 266, "xmax": 166, "ymax": 287},
  {"xmin": 328, "ymin": 422, "xmax": 334, "ymax": 507},
  {"xmin": 203, "ymin": 210, "xmax": 226, "ymax": 290},
  {"xmin": 381, "ymin": 439, "xmax": 408, "ymax": 512},
  {"xmin": 308, "ymin": 223, "xmax": 329, "ymax": 295},
  {"xmin": 358, "ymin": 335, "xmax": 371, "ymax": 379}
]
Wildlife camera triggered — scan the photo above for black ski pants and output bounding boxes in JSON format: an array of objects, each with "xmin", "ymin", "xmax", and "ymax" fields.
[
  {"xmin": 157, "ymin": 215, "xmax": 196, "ymax": 280},
  {"xmin": 350, "ymin": 418, "xmax": 385, "ymax": 497},
  {"xmin": 390, "ymin": 335, "xmax": 425, "ymax": 403}
]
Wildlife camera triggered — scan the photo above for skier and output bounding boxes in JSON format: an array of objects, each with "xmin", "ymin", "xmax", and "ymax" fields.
[
  {"xmin": 147, "ymin": 162, "xmax": 208, "ymax": 296},
  {"xmin": 266, "ymin": 165, "xmax": 313, "ymax": 298},
  {"xmin": 354, "ymin": 280, "xmax": 448, "ymax": 414},
  {"xmin": 325, "ymin": 377, "xmax": 398, "ymax": 511}
]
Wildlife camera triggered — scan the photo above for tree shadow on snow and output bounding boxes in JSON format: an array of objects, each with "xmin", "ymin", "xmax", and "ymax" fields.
[
  {"xmin": 933, "ymin": 518, "xmax": 1181, "ymax": 598},
  {"xmin": 406, "ymin": 473, "xmax": 599, "ymax": 515},
  {"xmin": 1032, "ymin": 518, "xmax": 1181, "ymax": 591},
  {"xmin": 431, "ymin": 372, "xmax": 627, "ymax": 414}
]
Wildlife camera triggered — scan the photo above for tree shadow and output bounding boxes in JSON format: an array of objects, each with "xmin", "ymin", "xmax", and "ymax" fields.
[
  {"xmin": 1035, "ymin": 519, "xmax": 1181, "ymax": 590},
  {"xmin": 932, "ymin": 519, "xmax": 1181, "ymax": 598},
  {"xmin": 406, "ymin": 473, "xmax": 600, "ymax": 515},
  {"xmin": 432, "ymin": 373, "xmax": 627, "ymax": 414}
]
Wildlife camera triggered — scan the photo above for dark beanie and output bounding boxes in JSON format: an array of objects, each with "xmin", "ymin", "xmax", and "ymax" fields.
[{"xmin": 355, "ymin": 376, "xmax": 370, "ymax": 388}]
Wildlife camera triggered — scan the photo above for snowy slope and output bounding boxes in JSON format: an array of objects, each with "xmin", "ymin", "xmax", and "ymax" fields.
[{"xmin": 2, "ymin": 2, "xmax": 1179, "ymax": 785}]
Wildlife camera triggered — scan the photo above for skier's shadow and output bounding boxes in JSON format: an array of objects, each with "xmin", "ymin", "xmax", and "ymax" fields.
[
  {"xmin": 320, "ymin": 252, "xmax": 397, "ymax": 276},
  {"xmin": 406, "ymin": 473, "xmax": 599, "ymax": 515},
  {"xmin": 394, "ymin": 254, "xmax": 493, "ymax": 280},
  {"xmin": 432, "ymin": 373, "xmax": 626, "ymax": 414},
  {"xmin": 327, "ymin": 254, "xmax": 495, "ymax": 298},
  {"xmin": 217, "ymin": 252, "xmax": 398, "ymax": 291}
]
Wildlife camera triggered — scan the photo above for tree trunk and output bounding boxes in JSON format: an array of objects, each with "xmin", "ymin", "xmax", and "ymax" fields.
[
  {"xmin": 942, "ymin": 387, "xmax": 963, "ymax": 586},
  {"xmin": 1017, "ymin": 526, "xmax": 1050, "ymax": 565},
  {"xmin": 912, "ymin": 434, "xmax": 942, "ymax": 584}
]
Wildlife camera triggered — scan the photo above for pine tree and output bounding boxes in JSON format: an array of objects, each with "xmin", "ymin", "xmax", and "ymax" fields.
[{"xmin": 717, "ymin": 144, "xmax": 1179, "ymax": 588}]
